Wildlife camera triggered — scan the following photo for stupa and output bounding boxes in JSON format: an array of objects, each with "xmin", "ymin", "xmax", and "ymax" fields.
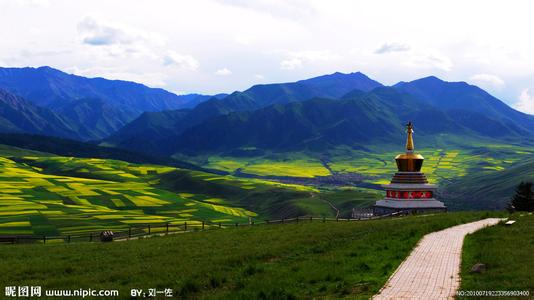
[{"xmin": 373, "ymin": 121, "xmax": 447, "ymax": 215}]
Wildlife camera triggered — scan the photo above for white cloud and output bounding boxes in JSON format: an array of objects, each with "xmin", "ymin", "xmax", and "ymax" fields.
[
  {"xmin": 374, "ymin": 42, "xmax": 411, "ymax": 54},
  {"xmin": 78, "ymin": 16, "xmax": 133, "ymax": 46},
  {"xmin": 162, "ymin": 51, "xmax": 199, "ymax": 71},
  {"xmin": 401, "ymin": 51, "xmax": 453, "ymax": 72},
  {"xmin": 254, "ymin": 74, "xmax": 265, "ymax": 79},
  {"xmin": 4, "ymin": 1, "xmax": 534, "ymax": 98},
  {"xmin": 215, "ymin": 68, "xmax": 232, "ymax": 76},
  {"xmin": 280, "ymin": 58, "xmax": 302, "ymax": 70},
  {"xmin": 214, "ymin": 0, "xmax": 316, "ymax": 20},
  {"xmin": 67, "ymin": 66, "xmax": 167, "ymax": 87},
  {"xmin": 235, "ymin": 35, "xmax": 254, "ymax": 45},
  {"xmin": 513, "ymin": 88, "xmax": 534, "ymax": 114},
  {"xmin": 470, "ymin": 74, "xmax": 505, "ymax": 89},
  {"xmin": 12, "ymin": 0, "xmax": 50, "ymax": 7},
  {"xmin": 279, "ymin": 50, "xmax": 338, "ymax": 70}
]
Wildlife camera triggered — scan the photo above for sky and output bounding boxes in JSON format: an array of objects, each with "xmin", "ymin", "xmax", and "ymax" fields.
[{"xmin": 1, "ymin": 0, "xmax": 534, "ymax": 114}]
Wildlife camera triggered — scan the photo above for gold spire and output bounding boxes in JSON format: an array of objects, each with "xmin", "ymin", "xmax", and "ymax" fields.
[
  {"xmin": 395, "ymin": 121, "xmax": 424, "ymax": 172},
  {"xmin": 406, "ymin": 121, "xmax": 414, "ymax": 152}
]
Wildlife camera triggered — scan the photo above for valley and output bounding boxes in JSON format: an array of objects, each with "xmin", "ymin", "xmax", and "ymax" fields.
[
  {"xmin": 177, "ymin": 143, "xmax": 534, "ymax": 210},
  {"xmin": 0, "ymin": 67, "xmax": 533, "ymax": 236},
  {"xmin": 0, "ymin": 144, "xmax": 383, "ymax": 236}
]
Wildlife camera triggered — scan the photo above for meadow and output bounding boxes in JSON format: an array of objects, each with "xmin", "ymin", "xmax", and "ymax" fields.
[
  {"xmin": 0, "ymin": 212, "xmax": 498, "ymax": 299},
  {"xmin": 0, "ymin": 141, "xmax": 530, "ymax": 236},
  {"xmin": 0, "ymin": 144, "xmax": 355, "ymax": 236},
  {"xmin": 0, "ymin": 155, "xmax": 259, "ymax": 236},
  {"xmin": 182, "ymin": 144, "xmax": 534, "ymax": 186},
  {"xmin": 460, "ymin": 213, "xmax": 534, "ymax": 297}
]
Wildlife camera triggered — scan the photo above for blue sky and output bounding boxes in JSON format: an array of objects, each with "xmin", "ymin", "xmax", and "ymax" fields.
[{"xmin": 1, "ymin": 0, "xmax": 534, "ymax": 114}]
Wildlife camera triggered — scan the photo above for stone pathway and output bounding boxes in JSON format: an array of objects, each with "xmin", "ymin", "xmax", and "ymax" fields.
[{"xmin": 373, "ymin": 218, "xmax": 502, "ymax": 300}]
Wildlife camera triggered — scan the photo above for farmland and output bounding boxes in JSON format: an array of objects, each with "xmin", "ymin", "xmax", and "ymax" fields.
[
  {"xmin": 0, "ymin": 144, "xmax": 355, "ymax": 236},
  {"xmin": 182, "ymin": 144, "xmax": 533, "ymax": 186},
  {"xmin": 0, "ymin": 155, "xmax": 259, "ymax": 236},
  {"xmin": 0, "ymin": 141, "xmax": 531, "ymax": 236}
]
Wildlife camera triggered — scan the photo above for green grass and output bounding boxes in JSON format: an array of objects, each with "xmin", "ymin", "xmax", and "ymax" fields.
[
  {"xmin": 0, "ymin": 152, "xmax": 320, "ymax": 235},
  {"xmin": 182, "ymin": 145, "xmax": 531, "ymax": 185},
  {"xmin": 0, "ymin": 145, "xmax": 383, "ymax": 235},
  {"xmin": 202, "ymin": 155, "xmax": 331, "ymax": 178},
  {"xmin": 0, "ymin": 212, "xmax": 497, "ymax": 299},
  {"xmin": 460, "ymin": 213, "xmax": 534, "ymax": 297},
  {"xmin": 179, "ymin": 144, "xmax": 534, "ymax": 210}
]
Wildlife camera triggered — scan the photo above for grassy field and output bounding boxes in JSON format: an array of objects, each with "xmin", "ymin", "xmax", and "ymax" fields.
[
  {"xmin": 178, "ymin": 144, "xmax": 534, "ymax": 210},
  {"xmin": 0, "ymin": 143, "xmax": 352, "ymax": 236},
  {"xmin": 460, "ymin": 213, "xmax": 534, "ymax": 297},
  {"xmin": 0, "ymin": 212, "xmax": 497, "ymax": 299},
  {"xmin": 183, "ymin": 144, "xmax": 532, "ymax": 184},
  {"xmin": 0, "ymin": 155, "xmax": 258, "ymax": 236},
  {"xmin": 0, "ymin": 144, "xmax": 384, "ymax": 236}
]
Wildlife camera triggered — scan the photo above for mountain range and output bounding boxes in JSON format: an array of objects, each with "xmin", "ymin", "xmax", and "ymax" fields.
[
  {"xmin": 0, "ymin": 66, "xmax": 533, "ymax": 157},
  {"xmin": 104, "ymin": 74, "xmax": 534, "ymax": 156},
  {"xmin": 0, "ymin": 66, "xmax": 224, "ymax": 140}
]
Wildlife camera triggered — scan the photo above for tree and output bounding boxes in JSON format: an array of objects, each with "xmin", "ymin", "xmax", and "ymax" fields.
[{"xmin": 510, "ymin": 182, "xmax": 534, "ymax": 212}]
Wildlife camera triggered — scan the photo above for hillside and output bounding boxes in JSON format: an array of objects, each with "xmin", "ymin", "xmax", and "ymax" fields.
[
  {"xmin": 0, "ymin": 89, "xmax": 79, "ymax": 139},
  {"xmin": 461, "ymin": 214, "xmax": 534, "ymax": 294},
  {"xmin": 0, "ymin": 142, "xmax": 383, "ymax": 236},
  {"xmin": 107, "ymin": 77, "xmax": 534, "ymax": 156},
  {"xmin": 0, "ymin": 212, "xmax": 497, "ymax": 299},
  {"xmin": 395, "ymin": 76, "xmax": 534, "ymax": 134},
  {"xmin": 104, "ymin": 72, "xmax": 384, "ymax": 153},
  {"xmin": 115, "ymin": 87, "xmax": 533, "ymax": 156},
  {"xmin": 0, "ymin": 66, "xmax": 215, "ymax": 140},
  {"xmin": 442, "ymin": 156, "xmax": 534, "ymax": 210}
]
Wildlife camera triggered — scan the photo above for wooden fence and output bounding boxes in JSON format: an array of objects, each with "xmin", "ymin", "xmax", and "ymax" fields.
[{"xmin": 0, "ymin": 211, "xmax": 406, "ymax": 245}]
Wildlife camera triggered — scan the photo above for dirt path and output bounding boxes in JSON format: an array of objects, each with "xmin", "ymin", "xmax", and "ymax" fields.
[{"xmin": 373, "ymin": 218, "xmax": 502, "ymax": 300}]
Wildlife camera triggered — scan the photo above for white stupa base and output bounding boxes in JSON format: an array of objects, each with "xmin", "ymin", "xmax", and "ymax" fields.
[{"xmin": 374, "ymin": 199, "xmax": 447, "ymax": 215}]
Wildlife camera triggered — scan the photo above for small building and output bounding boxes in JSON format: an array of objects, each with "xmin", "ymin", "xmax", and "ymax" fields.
[{"xmin": 374, "ymin": 121, "xmax": 446, "ymax": 215}]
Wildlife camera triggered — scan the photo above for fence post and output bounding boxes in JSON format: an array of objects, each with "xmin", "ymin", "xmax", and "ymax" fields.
[
  {"xmin": 266, "ymin": 220, "xmax": 269, "ymax": 224},
  {"xmin": 218, "ymin": 222, "xmax": 221, "ymax": 228},
  {"xmin": 43, "ymin": 236, "xmax": 46, "ymax": 244},
  {"xmin": 67, "ymin": 235, "xmax": 71, "ymax": 243},
  {"xmin": 166, "ymin": 223, "xmax": 169, "ymax": 234},
  {"xmin": 282, "ymin": 218, "xmax": 285, "ymax": 224},
  {"xmin": 296, "ymin": 216, "xmax": 299, "ymax": 223},
  {"xmin": 310, "ymin": 216, "xmax": 312, "ymax": 222},
  {"xmin": 323, "ymin": 217, "xmax": 326, "ymax": 223},
  {"xmin": 235, "ymin": 223, "xmax": 238, "ymax": 227},
  {"xmin": 128, "ymin": 227, "xmax": 132, "ymax": 239},
  {"xmin": 184, "ymin": 222, "xmax": 187, "ymax": 231},
  {"xmin": 148, "ymin": 225, "xmax": 151, "ymax": 235},
  {"xmin": 202, "ymin": 221, "xmax": 205, "ymax": 230},
  {"xmin": 89, "ymin": 233, "xmax": 92, "ymax": 242}
]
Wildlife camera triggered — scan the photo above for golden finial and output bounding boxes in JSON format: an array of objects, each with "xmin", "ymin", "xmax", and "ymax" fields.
[{"xmin": 406, "ymin": 121, "xmax": 414, "ymax": 152}]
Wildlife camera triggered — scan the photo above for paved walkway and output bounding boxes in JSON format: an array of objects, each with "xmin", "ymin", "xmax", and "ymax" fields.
[{"xmin": 373, "ymin": 218, "xmax": 502, "ymax": 300}]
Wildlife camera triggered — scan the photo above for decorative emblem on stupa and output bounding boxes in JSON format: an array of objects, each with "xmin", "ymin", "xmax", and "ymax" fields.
[{"xmin": 373, "ymin": 121, "xmax": 447, "ymax": 215}]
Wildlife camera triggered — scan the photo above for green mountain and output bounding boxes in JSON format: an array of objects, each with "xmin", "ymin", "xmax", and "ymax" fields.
[
  {"xmin": 194, "ymin": 71, "xmax": 383, "ymax": 115},
  {"xmin": 0, "ymin": 66, "xmax": 217, "ymax": 140},
  {"xmin": 53, "ymin": 98, "xmax": 135, "ymax": 140},
  {"xmin": 105, "ymin": 72, "xmax": 385, "ymax": 154},
  {"xmin": 394, "ymin": 76, "xmax": 534, "ymax": 133},
  {"xmin": 0, "ymin": 89, "xmax": 79, "ymax": 139},
  {"xmin": 107, "ymin": 83, "xmax": 534, "ymax": 156},
  {"xmin": 442, "ymin": 157, "xmax": 534, "ymax": 210}
]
